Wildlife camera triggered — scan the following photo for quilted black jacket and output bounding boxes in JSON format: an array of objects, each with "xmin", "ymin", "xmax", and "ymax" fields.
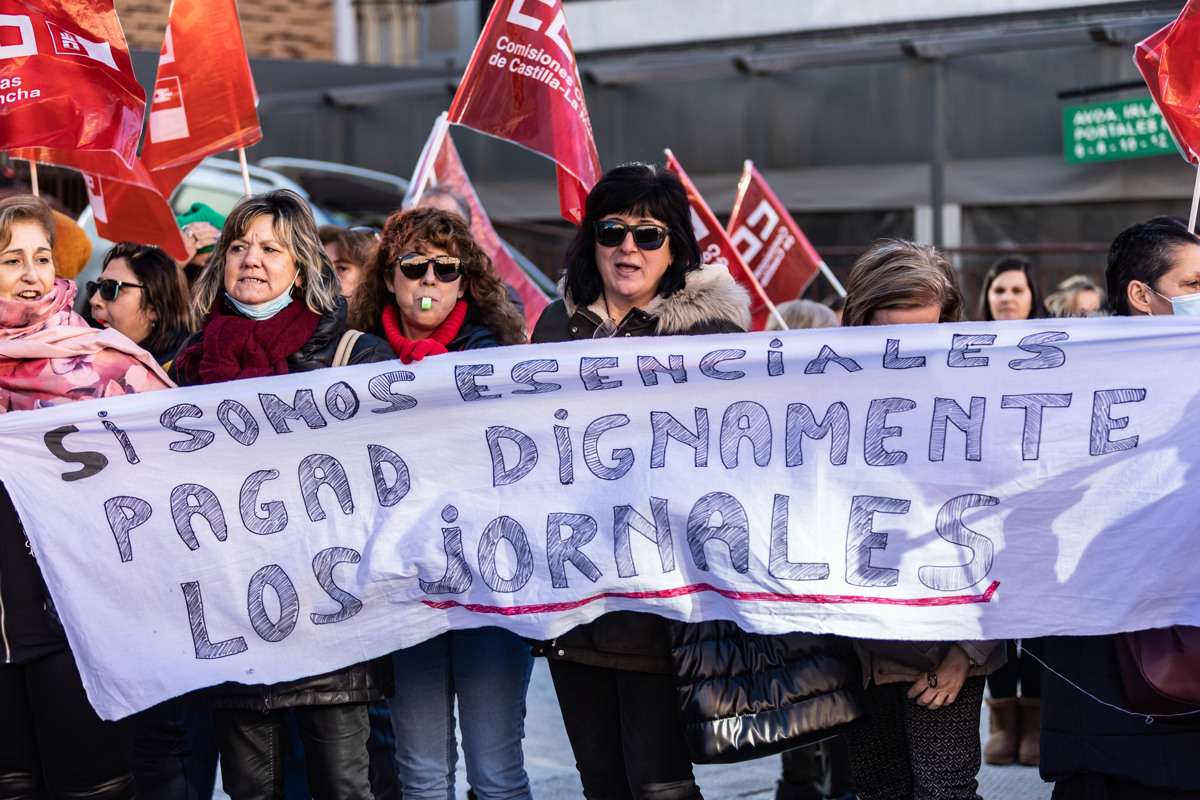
[{"xmin": 670, "ymin": 622, "xmax": 864, "ymax": 764}]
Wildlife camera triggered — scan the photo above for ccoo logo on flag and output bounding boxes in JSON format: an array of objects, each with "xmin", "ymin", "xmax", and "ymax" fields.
[
  {"xmin": 45, "ymin": 21, "xmax": 117, "ymax": 71},
  {"xmin": 149, "ymin": 76, "xmax": 189, "ymax": 143}
]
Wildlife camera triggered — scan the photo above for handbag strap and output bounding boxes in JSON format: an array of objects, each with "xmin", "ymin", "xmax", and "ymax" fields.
[{"xmin": 332, "ymin": 329, "xmax": 364, "ymax": 368}]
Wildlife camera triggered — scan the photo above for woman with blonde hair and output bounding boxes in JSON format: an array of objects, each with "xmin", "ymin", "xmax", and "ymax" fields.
[
  {"xmin": 0, "ymin": 195, "xmax": 170, "ymax": 799},
  {"xmin": 1044, "ymin": 274, "xmax": 1105, "ymax": 318},
  {"xmin": 172, "ymin": 190, "xmax": 395, "ymax": 800},
  {"xmin": 840, "ymin": 240, "xmax": 1003, "ymax": 800}
]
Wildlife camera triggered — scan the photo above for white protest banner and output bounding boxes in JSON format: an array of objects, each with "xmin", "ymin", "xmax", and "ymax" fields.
[{"xmin": 1, "ymin": 317, "xmax": 1199, "ymax": 720}]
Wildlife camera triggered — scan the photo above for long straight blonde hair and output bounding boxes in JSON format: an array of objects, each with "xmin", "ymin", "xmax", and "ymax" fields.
[{"xmin": 192, "ymin": 190, "xmax": 341, "ymax": 319}]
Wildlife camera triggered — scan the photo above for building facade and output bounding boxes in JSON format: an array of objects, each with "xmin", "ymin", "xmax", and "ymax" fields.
[{"xmin": 117, "ymin": 0, "xmax": 337, "ymax": 61}]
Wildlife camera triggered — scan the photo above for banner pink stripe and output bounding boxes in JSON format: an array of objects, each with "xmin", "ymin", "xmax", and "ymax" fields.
[{"xmin": 422, "ymin": 580, "xmax": 1001, "ymax": 617}]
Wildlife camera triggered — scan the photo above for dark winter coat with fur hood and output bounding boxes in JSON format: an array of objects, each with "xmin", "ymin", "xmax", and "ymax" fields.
[
  {"xmin": 531, "ymin": 260, "xmax": 751, "ymax": 344},
  {"xmin": 531, "ymin": 262, "xmax": 750, "ymax": 674}
]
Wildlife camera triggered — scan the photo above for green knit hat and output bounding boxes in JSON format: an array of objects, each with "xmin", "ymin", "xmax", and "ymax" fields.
[{"xmin": 175, "ymin": 202, "xmax": 226, "ymax": 254}]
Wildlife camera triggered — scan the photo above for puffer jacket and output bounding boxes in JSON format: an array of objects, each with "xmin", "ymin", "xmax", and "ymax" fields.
[
  {"xmin": 532, "ymin": 262, "xmax": 751, "ymax": 674},
  {"xmin": 670, "ymin": 622, "xmax": 864, "ymax": 764},
  {"xmin": 176, "ymin": 296, "xmax": 395, "ymax": 711}
]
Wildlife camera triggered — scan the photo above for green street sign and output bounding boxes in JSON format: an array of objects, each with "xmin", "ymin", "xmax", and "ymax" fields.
[{"xmin": 1063, "ymin": 96, "xmax": 1176, "ymax": 164}]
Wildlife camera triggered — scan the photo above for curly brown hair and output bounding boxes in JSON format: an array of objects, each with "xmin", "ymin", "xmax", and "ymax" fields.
[{"xmin": 354, "ymin": 208, "xmax": 526, "ymax": 345}]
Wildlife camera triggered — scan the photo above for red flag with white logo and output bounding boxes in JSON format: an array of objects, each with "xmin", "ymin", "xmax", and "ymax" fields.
[
  {"xmin": 664, "ymin": 149, "xmax": 782, "ymax": 327},
  {"xmin": 1135, "ymin": 2, "xmax": 1200, "ymax": 164},
  {"xmin": 406, "ymin": 113, "xmax": 549, "ymax": 332},
  {"xmin": 0, "ymin": 0, "xmax": 144, "ymax": 177},
  {"xmin": 13, "ymin": 144, "xmax": 189, "ymax": 260},
  {"xmin": 81, "ymin": 160, "xmax": 190, "ymax": 261},
  {"xmin": 448, "ymin": 0, "xmax": 601, "ymax": 225},
  {"xmin": 141, "ymin": 0, "xmax": 261, "ymax": 195},
  {"xmin": 727, "ymin": 161, "xmax": 825, "ymax": 329}
]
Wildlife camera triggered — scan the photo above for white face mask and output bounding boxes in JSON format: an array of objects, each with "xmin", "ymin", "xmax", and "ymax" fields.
[{"xmin": 1147, "ymin": 285, "xmax": 1200, "ymax": 317}]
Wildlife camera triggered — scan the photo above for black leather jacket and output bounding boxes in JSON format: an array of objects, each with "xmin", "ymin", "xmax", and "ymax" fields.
[{"xmin": 0, "ymin": 483, "xmax": 68, "ymax": 665}]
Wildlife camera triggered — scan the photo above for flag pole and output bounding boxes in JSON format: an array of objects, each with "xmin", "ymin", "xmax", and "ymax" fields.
[
  {"xmin": 28, "ymin": 160, "xmax": 39, "ymax": 197},
  {"xmin": 1189, "ymin": 164, "xmax": 1200, "ymax": 234},
  {"xmin": 817, "ymin": 260, "xmax": 847, "ymax": 297},
  {"xmin": 237, "ymin": 147, "xmax": 252, "ymax": 197}
]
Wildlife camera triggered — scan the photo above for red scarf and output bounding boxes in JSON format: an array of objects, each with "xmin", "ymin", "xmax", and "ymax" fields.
[
  {"xmin": 175, "ymin": 298, "xmax": 321, "ymax": 385},
  {"xmin": 382, "ymin": 300, "xmax": 468, "ymax": 364}
]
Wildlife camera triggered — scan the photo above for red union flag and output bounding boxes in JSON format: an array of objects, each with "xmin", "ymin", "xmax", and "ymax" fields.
[
  {"xmin": 664, "ymin": 150, "xmax": 772, "ymax": 314},
  {"xmin": 81, "ymin": 160, "xmax": 190, "ymax": 262},
  {"xmin": 406, "ymin": 114, "xmax": 549, "ymax": 332},
  {"xmin": 13, "ymin": 143, "xmax": 189, "ymax": 260},
  {"xmin": 728, "ymin": 162, "xmax": 824, "ymax": 329},
  {"xmin": 0, "ymin": 0, "xmax": 144, "ymax": 177},
  {"xmin": 141, "ymin": 0, "xmax": 261, "ymax": 195},
  {"xmin": 448, "ymin": 0, "xmax": 601, "ymax": 225},
  {"xmin": 1136, "ymin": 3, "xmax": 1200, "ymax": 164}
]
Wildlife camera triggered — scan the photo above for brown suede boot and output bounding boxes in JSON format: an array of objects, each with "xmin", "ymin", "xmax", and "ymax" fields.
[
  {"xmin": 983, "ymin": 697, "xmax": 1019, "ymax": 765},
  {"xmin": 1018, "ymin": 697, "xmax": 1041, "ymax": 766}
]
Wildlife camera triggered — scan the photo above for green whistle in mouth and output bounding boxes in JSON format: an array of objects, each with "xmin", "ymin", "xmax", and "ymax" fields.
[{"xmin": 420, "ymin": 297, "xmax": 433, "ymax": 311}]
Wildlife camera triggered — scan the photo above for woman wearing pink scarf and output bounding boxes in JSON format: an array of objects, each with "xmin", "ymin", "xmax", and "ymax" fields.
[{"xmin": 0, "ymin": 195, "xmax": 169, "ymax": 799}]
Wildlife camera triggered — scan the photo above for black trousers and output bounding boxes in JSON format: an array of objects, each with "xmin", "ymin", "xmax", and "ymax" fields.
[
  {"xmin": 129, "ymin": 701, "xmax": 218, "ymax": 800},
  {"xmin": 778, "ymin": 738, "xmax": 855, "ymax": 800},
  {"xmin": 213, "ymin": 704, "xmax": 373, "ymax": 800},
  {"xmin": 548, "ymin": 659, "xmax": 701, "ymax": 800},
  {"xmin": 985, "ymin": 639, "xmax": 1044, "ymax": 699},
  {"xmin": 0, "ymin": 649, "xmax": 135, "ymax": 800}
]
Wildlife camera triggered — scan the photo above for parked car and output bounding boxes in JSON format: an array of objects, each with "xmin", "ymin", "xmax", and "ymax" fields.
[
  {"xmin": 75, "ymin": 156, "xmax": 556, "ymax": 309},
  {"xmin": 73, "ymin": 158, "xmax": 332, "ymax": 310}
]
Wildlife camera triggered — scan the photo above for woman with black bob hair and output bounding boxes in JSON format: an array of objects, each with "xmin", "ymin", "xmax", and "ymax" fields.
[
  {"xmin": 533, "ymin": 164, "xmax": 750, "ymax": 799},
  {"xmin": 533, "ymin": 162, "xmax": 747, "ymax": 341},
  {"xmin": 534, "ymin": 165, "xmax": 864, "ymax": 799}
]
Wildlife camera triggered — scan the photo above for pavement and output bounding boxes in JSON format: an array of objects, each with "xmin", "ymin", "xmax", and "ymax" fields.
[
  {"xmin": 478, "ymin": 660, "xmax": 1052, "ymax": 799},
  {"xmin": 216, "ymin": 658, "xmax": 1052, "ymax": 799}
]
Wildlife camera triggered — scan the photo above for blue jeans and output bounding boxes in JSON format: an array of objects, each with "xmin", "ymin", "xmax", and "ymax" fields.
[{"xmin": 388, "ymin": 627, "xmax": 534, "ymax": 800}]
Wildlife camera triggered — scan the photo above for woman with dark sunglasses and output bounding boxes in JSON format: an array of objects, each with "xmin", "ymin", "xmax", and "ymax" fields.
[
  {"xmin": 88, "ymin": 243, "xmax": 195, "ymax": 369},
  {"xmin": 357, "ymin": 207, "xmax": 525, "ymax": 362},
  {"xmin": 530, "ymin": 163, "xmax": 752, "ymax": 800},
  {"xmin": 357, "ymin": 207, "xmax": 531, "ymax": 800}
]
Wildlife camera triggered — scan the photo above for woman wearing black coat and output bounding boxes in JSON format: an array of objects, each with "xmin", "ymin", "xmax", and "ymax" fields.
[
  {"xmin": 172, "ymin": 190, "xmax": 394, "ymax": 800},
  {"xmin": 533, "ymin": 164, "xmax": 863, "ymax": 800},
  {"xmin": 1038, "ymin": 217, "xmax": 1200, "ymax": 800}
]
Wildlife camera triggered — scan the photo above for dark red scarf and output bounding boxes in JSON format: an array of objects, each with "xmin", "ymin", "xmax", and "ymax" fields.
[
  {"xmin": 382, "ymin": 300, "xmax": 468, "ymax": 364},
  {"xmin": 175, "ymin": 299, "xmax": 321, "ymax": 385}
]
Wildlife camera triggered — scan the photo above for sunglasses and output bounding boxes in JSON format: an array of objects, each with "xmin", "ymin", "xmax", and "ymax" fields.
[
  {"xmin": 349, "ymin": 226, "xmax": 381, "ymax": 240},
  {"xmin": 594, "ymin": 220, "xmax": 668, "ymax": 250},
  {"xmin": 395, "ymin": 253, "xmax": 463, "ymax": 282},
  {"xmin": 87, "ymin": 279, "xmax": 145, "ymax": 302}
]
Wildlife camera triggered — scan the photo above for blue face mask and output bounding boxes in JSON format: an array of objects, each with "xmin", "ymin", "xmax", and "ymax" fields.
[
  {"xmin": 224, "ymin": 287, "xmax": 294, "ymax": 320},
  {"xmin": 1170, "ymin": 292, "xmax": 1200, "ymax": 317},
  {"xmin": 1148, "ymin": 285, "xmax": 1200, "ymax": 317}
]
